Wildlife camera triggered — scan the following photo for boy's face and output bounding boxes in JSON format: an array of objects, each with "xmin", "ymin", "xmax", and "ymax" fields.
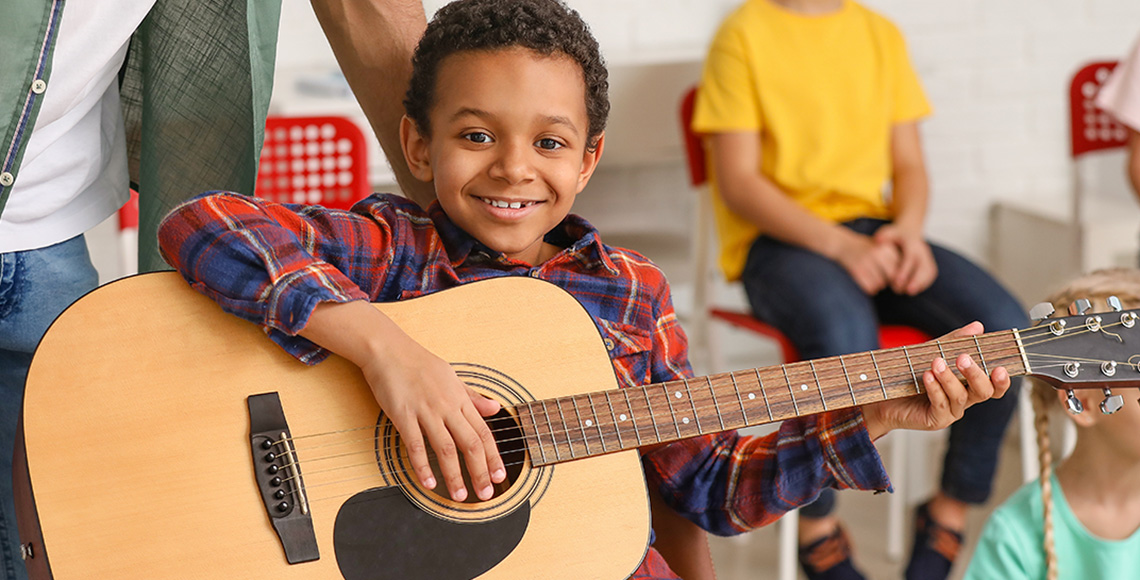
[{"xmin": 401, "ymin": 47, "xmax": 604, "ymax": 266}]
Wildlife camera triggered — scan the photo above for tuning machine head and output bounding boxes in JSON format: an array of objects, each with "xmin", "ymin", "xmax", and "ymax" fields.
[
  {"xmin": 1065, "ymin": 389, "xmax": 1084, "ymax": 414},
  {"xmin": 1100, "ymin": 388, "xmax": 1125, "ymax": 415},
  {"xmin": 1029, "ymin": 302, "xmax": 1055, "ymax": 323}
]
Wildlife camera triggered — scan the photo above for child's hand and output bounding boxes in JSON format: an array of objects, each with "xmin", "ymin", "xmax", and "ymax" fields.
[
  {"xmin": 358, "ymin": 332, "xmax": 507, "ymax": 502},
  {"xmin": 300, "ymin": 300, "xmax": 506, "ymax": 502},
  {"xmin": 861, "ymin": 321, "xmax": 1011, "ymax": 440}
]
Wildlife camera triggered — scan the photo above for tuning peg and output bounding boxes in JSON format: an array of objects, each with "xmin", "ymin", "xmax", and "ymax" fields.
[
  {"xmin": 1100, "ymin": 388, "xmax": 1125, "ymax": 415},
  {"xmin": 1107, "ymin": 296, "xmax": 1123, "ymax": 312},
  {"xmin": 1029, "ymin": 302, "xmax": 1055, "ymax": 322},
  {"xmin": 1065, "ymin": 389, "xmax": 1084, "ymax": 414},
  {"xmin": 1069, "ymin": 298, "xmax": 1092, "ymax": 316}
]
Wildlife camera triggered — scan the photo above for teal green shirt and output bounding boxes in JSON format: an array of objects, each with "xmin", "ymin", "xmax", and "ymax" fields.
[
  {"xmin": 1, "ymin": 0, "xmax": 281, "ymax": 271},
  {"xmin": 965, "ymin": 474, "xmax": 1140, "ymax": 580}
]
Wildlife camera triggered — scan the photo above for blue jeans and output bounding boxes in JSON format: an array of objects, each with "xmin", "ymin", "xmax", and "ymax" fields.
[
  {"xmin": 740, "ymin": 219, "xmax": 1027, "ymax": 517},
  {"xmin": 0, "ymin": 235, "xmax": 98, "ymax": 580}
]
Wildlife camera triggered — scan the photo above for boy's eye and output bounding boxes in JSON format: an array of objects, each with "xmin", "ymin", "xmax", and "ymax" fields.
[
  {"xmin": 464, "ymin": 132, "xmax": 492, "ymax": 144},
  {"xmin": 535, "ymin": 138, "xmax": 563, "ymax": 150}
]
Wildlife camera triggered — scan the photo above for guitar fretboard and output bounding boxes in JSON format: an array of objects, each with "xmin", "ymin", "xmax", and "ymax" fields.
[{"xmin": 515, "ymin": 330, "xmax": 1026, "ymax": 466}]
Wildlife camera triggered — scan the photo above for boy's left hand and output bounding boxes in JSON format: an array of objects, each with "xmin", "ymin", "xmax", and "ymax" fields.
[{"xmin": 861, "ymin": 321, "xmax": 1011, "ymax": 440}]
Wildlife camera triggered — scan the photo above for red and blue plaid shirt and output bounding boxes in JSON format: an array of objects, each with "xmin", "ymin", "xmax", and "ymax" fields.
[{"xmin": 159, "ymin": 192, "xmax": 890, "ymax": 579}]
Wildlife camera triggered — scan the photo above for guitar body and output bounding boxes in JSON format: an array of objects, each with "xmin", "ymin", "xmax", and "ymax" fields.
[{"xmin": 17, "ymin": 273, "xmax": 650, "ymax": 579}]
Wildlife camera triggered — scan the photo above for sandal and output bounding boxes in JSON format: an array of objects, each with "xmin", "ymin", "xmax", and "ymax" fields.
[
  {"xmin": 797, "ymin": 524, "xmax": 867, "ymax": 580},
  {"xmin": 904, "ymin": 501, "xmax": 964, "ymax": 580}
]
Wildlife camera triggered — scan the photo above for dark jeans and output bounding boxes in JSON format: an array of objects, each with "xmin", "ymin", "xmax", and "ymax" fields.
[{"xmin": 740, "ymin": 219, "xmax": 1027, "ymax": 516}]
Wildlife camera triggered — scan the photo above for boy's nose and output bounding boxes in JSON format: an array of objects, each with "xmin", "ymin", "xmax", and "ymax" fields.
[{"xmin": 489, "ymin": 141, "xmax": 536, "ymax": 184}]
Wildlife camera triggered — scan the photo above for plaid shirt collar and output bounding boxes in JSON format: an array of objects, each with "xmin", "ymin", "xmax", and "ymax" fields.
[{"xmin": 425, "ymin": 200, "xmax": 621, "ymax": 277}]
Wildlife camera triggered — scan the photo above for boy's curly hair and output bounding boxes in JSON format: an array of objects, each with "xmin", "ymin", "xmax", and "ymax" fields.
[{"xmin": 404, "ymin": 0, "xmax": 609, "ymax": 151}]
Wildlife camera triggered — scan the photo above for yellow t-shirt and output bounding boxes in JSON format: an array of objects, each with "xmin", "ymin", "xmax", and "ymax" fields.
[{"xmin": 693, "ymin": 0, "xmax": 932, "ymax": 281}]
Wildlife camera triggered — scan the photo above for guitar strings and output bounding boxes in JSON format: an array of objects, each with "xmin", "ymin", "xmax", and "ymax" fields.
[{"xmin": 270, "ymin": 323, "xmax": 1139, "ymax": 506}]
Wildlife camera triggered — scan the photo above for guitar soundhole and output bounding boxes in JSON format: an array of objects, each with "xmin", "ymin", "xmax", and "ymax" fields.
[{"xmin": 422, "ymin": 408, "xmax": 527, "ymax": 504}]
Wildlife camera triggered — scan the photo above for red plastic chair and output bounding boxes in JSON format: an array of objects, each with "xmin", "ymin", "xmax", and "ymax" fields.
[
  {"xmin": 1070, "ymin": 61, "xmax": 1128, "ymax": 158},
  {"xmin": 680, "ymin": 86, "xmax": 932, "ymax": 573},
  {"xmin": 117, "ymin": 189, "xmax": 139, "ymax": 276},
  {"xmin": 255, "ymin": 115, "xmax": 371, "ymax": 210}
]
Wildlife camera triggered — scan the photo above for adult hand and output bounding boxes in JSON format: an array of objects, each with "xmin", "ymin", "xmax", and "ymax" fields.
[{"xmin": 861, "ymin": 322, "xmax": 1011, "ymax": 439}]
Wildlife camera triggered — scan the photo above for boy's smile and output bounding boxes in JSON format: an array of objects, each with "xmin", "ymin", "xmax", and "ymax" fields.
[{"xmin": 401, "ymin": 47, "xmax": 604, "ymax": 266}]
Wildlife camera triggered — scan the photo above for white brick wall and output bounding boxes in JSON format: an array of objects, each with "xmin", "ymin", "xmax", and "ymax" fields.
[{"xmin": 275, "ymin": 0, "xmax": 1140, "ymax": 267}]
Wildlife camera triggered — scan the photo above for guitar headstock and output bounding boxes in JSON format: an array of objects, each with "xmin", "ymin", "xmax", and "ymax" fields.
[{"xmin": 1023, "ymin": 297, "xmax": 1140, "ymax": 414}]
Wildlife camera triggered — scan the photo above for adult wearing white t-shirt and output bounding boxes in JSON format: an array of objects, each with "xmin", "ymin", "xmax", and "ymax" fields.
[
  {"xmin": 1097, "ymin": 36, "xmax": 1140, "ymax": 207},
  {"xmin": 0, "ymin": 3, "xmax": 430, "ymax": 579}
]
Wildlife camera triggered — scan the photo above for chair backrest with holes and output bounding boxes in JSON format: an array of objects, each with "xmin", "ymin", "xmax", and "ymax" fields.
[
  {"xmin": 1070, "ymin": 61, "xmax": 1127, "ymax": 158},
  {"xmin": 255, "ymin": 116, "xmax": 371, "ymax": 209}
]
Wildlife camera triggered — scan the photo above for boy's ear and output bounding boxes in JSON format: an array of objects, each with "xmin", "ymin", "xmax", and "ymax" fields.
[
  {"xmin": 575, "ymin": 132, "xmax": 605, "ymax": 193},
  {"xmin": 400, "ymin": 115, "xmax": 434, "ymax": 183}
]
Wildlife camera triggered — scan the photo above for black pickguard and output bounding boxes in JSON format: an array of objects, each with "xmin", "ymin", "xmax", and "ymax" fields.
[{"xmin": 333, "ymin": 487, "xmax": 529, "ymax": 580}]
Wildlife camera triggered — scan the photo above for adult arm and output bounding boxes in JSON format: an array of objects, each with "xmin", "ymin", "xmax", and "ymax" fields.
[
  {"xmin": 706, "ymin": 131, "xmax": 899, "ymax": 294},
  {"xmin": 871, "ymin": 121, "xmax": 938, "ymax": 296},
  {"xmin": 308, "ymin": 0, "xmax": 435, "ymax": 207}
]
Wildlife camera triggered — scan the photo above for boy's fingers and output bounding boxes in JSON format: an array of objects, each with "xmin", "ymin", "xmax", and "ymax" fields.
[
  {"xmin": 401, "ymin": 421, "xmax": 437, "ymax": 491},
  {"xmin": 422, "ymin": 420, "xmax": 468, "ymax": 502},
  {"xmin": 922, "ymin": 363, "xmax": 950, "ymax": 427},
  {"xmin": 990, "ymin": 367, "xmax": 1011, "ymax": 398},
  {"xmin": 454, "ymin": 407, "xmax": 496, "ymax": 501},
  {"xmin": 955, "ymin": 354, "xmax": 993, "ymax": 406},
  {"xmin": 468, "ymin": 391, "xmax": 507, "ymax": 484}
]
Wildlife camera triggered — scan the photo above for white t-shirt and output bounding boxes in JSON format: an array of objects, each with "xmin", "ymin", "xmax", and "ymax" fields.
[
  {"xmin": 1097, "ymin": 36, "xmax": 1140, "ymax": 132},
  {"xmin": 0, "ymin": 0, "xmax": 156, "ymax": 252}
]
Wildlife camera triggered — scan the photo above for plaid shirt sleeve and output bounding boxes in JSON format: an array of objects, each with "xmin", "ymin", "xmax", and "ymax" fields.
[
  {"xmin": 157, "ymin": 191, "xmax": 422, "ymax": 363},
  {"xmin": 635, "ymin": 276, "xmax": 890, "ymax": 538}
]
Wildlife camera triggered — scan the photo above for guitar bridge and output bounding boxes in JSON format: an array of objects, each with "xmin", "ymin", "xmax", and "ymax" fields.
[{"xmin": 249, "ymin": 392, "xmax": 320, "ymax": 564}]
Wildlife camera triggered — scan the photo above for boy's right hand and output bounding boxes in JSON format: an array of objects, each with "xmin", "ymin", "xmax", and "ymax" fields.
[
  {"xmin": 833, "ymin": 231, "xmax": 901, "ymax": 295},
  {"xmin": 300, "ymin": 300, "xmax": 506, "ymax": 503},
  {"xmin": 358, "ymin": 332, "xmax": 507, "ymax": 502}
]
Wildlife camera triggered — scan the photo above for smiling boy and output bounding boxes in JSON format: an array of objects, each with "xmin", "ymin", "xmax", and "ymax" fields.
[{"xmin": 157, "ymin": 1, "xmax": 1010, "ymax": 577}]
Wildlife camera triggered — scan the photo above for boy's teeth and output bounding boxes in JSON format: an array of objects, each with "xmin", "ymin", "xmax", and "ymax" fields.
[{"xmin": 483, "ymin": 198, "xmax": 532, "ymax": 209}]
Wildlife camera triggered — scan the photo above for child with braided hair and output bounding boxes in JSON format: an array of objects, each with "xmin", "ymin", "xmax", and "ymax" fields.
[{"xmin": 965, "ymin": 268, "xmax": 1140, "ymax": 580}]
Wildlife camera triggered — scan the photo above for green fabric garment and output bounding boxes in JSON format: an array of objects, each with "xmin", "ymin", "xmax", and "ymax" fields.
[
  {"xmin": 1, "ymin": 0, "xmax": 280, "ymax": 271},
  {"xmin": 0, "ymin": 0, "xmax": 63, "ymax": 217},
  {"xmin": 964, "ymin": 474, "xmax": 1140, "ymax": 580},
  {"xmin": 120, "ymin": 0, "xmax": 282, "ymax": 271}
]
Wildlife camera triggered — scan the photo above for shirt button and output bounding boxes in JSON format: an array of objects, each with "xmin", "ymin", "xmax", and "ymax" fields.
[
  {"xmin": 0, "ymin": 172, "xmax": 13, "ymax": 186},
  {"xmin": 529, "ymin": 270, "xmax": 541, "ymax": 278},
  {"xmin": 604, "ymin": 338, "xmax": 616, "ymax": 351},
  {"xmin": 31, "ymin": 79, "xmax": 46, "ymax": 94}
]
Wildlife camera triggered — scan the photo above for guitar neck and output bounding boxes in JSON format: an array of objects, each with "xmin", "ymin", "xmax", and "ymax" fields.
[{"xmin": 516, "ymin": 329, "xmax": 1028, "ymax": 466}]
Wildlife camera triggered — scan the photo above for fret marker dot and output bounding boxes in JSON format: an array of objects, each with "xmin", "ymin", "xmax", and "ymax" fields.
[
  {"xmin": 682, "ymin": 417, "xmax": 690, "ymax": 424},
  {"xmin": 584, "ymin": 419, "xmax": 593, "ymax": 427},
  {"xmin": 619, "ymin": 414, "xmax": 627, "ymax": 421},
  {"xmin": 748, "ymin": 393, "xmax": 756, "ymax": 400},
  {"xmin": 800, "ymin": 384, "xmax": 808, "ymax": 391},
  {"xmin": 859, "ymin": 373, "xmax": 868, "ymax": 381},
  {"xmin": 674, "ymin": 391, "xmax": 683, "ymax": 399}
]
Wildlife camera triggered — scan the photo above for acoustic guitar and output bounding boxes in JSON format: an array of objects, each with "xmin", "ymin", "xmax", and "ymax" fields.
[{"xmin": 13, "ymin": 272, "xmax": 1137, "ymax": 579}]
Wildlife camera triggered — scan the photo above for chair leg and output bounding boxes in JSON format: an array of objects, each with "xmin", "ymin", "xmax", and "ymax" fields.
[
  {"xmin": 778, "ymin": 508, "xmax": 799, "ymax": 580},
  {"xmin": 886, "ymin": 431, "xmax": 908, "ymax": 562}
]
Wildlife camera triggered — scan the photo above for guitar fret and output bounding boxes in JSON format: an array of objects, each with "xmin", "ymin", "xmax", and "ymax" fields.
[
  {"xmin": 755, "ymin": 368, "xmax": 774, "ymax": 421},
  {"xmin": 644, "ymin": 385, "xmax": 664, "ymax": 444},
  {"xmin": 781, "ymin": 365, "xmax": 801, "ymax": 415},
  {"xmin": 538, "ymin": 399, "xmax": 562, "ymax": 462},
  {"xmin": 523, "ymin": 404, "xmax": 549, "ymax": 465},
  {"xmin": 601, "ymin": 391, "xmax": 623, "ymax": 450},
  {"xmin": 570, "ymin": 395, "xmax": 591, "ymax": 456},
  {"xmin": 809, "ymin": 360, "xmax": 827, "ymax": 411},
  {"xmin": 869, "ymin": 350, "xmax": 887, "ymax": 399},
  {"xmin": 707, "ymin": 376, "xmax": 727, "ymax": 431},
  {"xmin": 621, "ymin": 388, "xmax": 643, "ymax": 447},
  {"xmin": 554, "ymin": 397, "xmax": 577, "ymax": 459},
  {"xmin": 730, "ymin": 372, "xmax": 750, "ymax": 425},
  {"xmin": 838, "ymin": 354, "xmax": 858, "ymax": 405},
  {"xmin": 972, "ymin": 335, "xmax": 990, "ymax": 374},
  {"xmin": 683, "ymin": 378, "xmax": 703, "ymax": 434},
  {"xmin": 901, "ymin": 346, "xmax": 921, "ymax": 394}
]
